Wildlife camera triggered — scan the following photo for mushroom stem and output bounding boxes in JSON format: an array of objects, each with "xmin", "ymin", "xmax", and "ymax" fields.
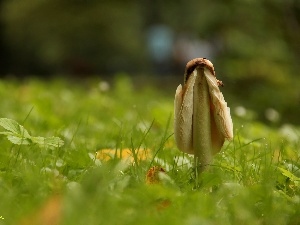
[{"xmin": 193, "ymin": 68, "xmax": 212, "ymax": 174}]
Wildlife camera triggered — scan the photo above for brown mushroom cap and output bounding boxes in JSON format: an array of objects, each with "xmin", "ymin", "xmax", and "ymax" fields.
[{"xmin": 175, "ymin": 57, "xmax": 233, "ymax": 155}]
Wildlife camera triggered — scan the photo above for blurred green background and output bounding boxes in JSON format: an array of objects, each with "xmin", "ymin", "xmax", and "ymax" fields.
[{"xmin": 0, "ymin": 0, "xmax": 299, "ymax": 124}]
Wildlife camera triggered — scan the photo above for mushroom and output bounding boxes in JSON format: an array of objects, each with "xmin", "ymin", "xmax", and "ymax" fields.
[{"xmin": 174, "ymin": 58, "xmax": 233, "ymax": 173}]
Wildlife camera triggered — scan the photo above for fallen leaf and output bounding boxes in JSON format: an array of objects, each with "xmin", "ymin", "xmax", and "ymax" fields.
[
  {"xmin": 96, "ymin": 148, "xmax": 151, "ymax": 162},
  {"xmin": 17, "ymin": 195, "xmax": 62, "ymax": 225},
  {"xmin": 145, "ymin": 166, "xmax": 166, "ymax": 185}
]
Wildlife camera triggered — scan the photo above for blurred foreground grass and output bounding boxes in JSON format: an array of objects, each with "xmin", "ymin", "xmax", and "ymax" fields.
[{"xmin": 0, "ymin": 76, "xmax": 300, "ymax": 225}]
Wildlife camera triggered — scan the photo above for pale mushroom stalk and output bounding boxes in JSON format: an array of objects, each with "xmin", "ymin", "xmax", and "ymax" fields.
[{"xmin": 174, "ymin": 58, "xmax": 233, "ymax": 175}]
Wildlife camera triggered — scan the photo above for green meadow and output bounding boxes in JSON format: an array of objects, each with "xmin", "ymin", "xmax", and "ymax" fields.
[{"xmin": 0, "ymin": 76, "xmax": 299, "ymax": 225}]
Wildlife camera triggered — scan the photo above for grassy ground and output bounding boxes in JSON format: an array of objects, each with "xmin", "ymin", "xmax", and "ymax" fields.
[{"xmin": 0, "ymin": 76, "xmax": 300, "ymax": 225}]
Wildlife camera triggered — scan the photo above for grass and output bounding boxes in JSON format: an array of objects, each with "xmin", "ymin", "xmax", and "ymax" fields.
[{"xmin": 0, "ymin": 75, "xmax": 300, "ymax": 225}]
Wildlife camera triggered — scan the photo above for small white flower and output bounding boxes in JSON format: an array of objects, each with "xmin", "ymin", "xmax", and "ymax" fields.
[
  {"xmin": 98, "ymin": 81, "xmax": 110, "ymax": 92},
  {"xmin": 265, "ymin": 108, "xmax": 280, "ymax": 122}
]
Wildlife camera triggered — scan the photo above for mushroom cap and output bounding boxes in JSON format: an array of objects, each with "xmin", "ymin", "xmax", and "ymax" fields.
[
  {"xmin": 175, "ymin": 57, "xmax": 233, "ymax": 155},
  {"xmin": 184, "ymin": 58, "xmax": 215, "ymax": 84}
]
